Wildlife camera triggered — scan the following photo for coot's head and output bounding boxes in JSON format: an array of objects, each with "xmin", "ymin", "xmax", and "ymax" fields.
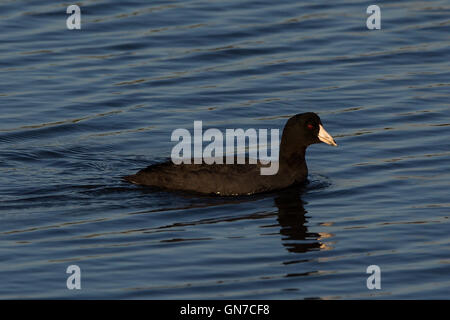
[{"xmin": 281, "ymin": 112, "xmax": 337, "ymax": 148}]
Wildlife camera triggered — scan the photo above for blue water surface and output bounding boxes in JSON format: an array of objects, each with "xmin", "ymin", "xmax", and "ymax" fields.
[{"xmin": 0, "ymin": 0, "xmax": 449, "ymax": 299}]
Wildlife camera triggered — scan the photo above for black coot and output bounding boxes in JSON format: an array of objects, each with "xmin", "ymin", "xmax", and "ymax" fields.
[{"xmin": 124, "ymin": 112, "xmax": 337, "ymax": 195}]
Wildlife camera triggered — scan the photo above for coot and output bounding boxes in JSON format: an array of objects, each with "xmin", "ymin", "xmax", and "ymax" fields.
[{"xmin": 124, "ymin": 112, "xmax": 337, "ymax": 195}]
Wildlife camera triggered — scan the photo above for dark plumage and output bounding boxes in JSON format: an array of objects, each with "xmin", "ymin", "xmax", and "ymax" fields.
[{"xmin": 124, "ymin": 112, "xmax": 337, "ymax": 195}]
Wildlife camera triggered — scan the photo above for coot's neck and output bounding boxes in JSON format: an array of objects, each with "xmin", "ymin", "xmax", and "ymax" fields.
[{"xmin": 278, "ymin": 141, "xmax": 308, "ymax": 176}]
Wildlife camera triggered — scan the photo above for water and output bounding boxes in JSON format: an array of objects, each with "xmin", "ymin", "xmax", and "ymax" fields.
[{"xmin": 0, "ymin": 0, "xmax": 449, "ymax": 299}]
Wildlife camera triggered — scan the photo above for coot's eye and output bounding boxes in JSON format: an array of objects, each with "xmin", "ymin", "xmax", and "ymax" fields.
[{"xmin": 307, "ymin": 124, "xmax": 314, "ymax": 130}]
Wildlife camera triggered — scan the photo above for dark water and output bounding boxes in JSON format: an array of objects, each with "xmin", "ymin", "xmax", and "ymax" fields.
[{"xmin": 1, "ymin": 0, "xmax": 449, "ymax": 299}]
